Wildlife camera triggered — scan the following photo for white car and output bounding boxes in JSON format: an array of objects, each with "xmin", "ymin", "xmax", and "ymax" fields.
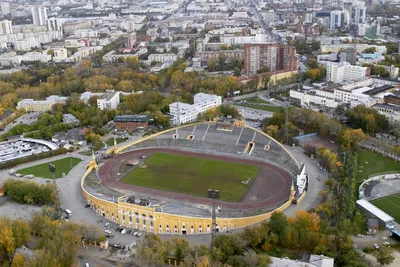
[
  {"xmin": 373, "ymin": 244, "xmax": 379, "ymax": 249},
  {"xmin": 137, "ymin": 232, "xmax": 143, "ymax": 237},
  {"xmin": 105, "ymin": 230, "xmax": 112, "ymax": 234}
]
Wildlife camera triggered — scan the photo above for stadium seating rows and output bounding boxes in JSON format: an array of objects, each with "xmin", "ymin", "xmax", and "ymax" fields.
[{"xmin": 129, "ymin": 123, "xmax": 298, "ymax": 174}]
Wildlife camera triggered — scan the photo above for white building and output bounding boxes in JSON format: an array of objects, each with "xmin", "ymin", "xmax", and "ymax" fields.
[
  {"xmin": 32, "ymin": 7, "xmax": 48, "ymax": 26},
  {"xmin": 74, "ymin": 29, "xmax": 99, "ymax": 38},
  {"xmin": 53, "ymin": 48, "xmax": 68, "ymax": 60},
  {"xmin": 169, "ymin": 93, "xmax": 222, "ymax": 125},
  {"xmin": 330, "ymin": 10, "xmax": 342, "ymax": 29},
  {"xmin": 373, "ymin": 104, "xmax": 400, "ymax": 124},
  {"xmin": 47, "ymin": 18, "xmax": 63, "ymax": 32},
  {"xmin": 148, "ymin": 53, "xmax": 178, "ymax": 63},
  {"xmin": 102, "ymin": 50, "xmax": 139, "ymax": 63},
  {"xmin": 97, "ymin": 90, "xmax": 120, "ymax": 110},
  {"xmin": 389, "ymin": 65, "xmax": 399, "ymax": 79},
  {"xmin": 326, "ymin": 62, "xmax": 368, "ymax": 83},
  {"xmin": 1, "ymin": 2, "xmax": 10, "ymax": 15},
  {"xmin": 0, "ymin": 20, "xmax": 12, "ymax": 35},
  {"xmin": 16, "ymin": 96, "xmax": 67, "ymax": 112}
]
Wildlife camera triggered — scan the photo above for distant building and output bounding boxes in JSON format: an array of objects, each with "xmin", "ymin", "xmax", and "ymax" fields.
[
  {"xmin": 325, "ymin": 62, "xmax": 369, "ymax": 83},
  {"xmin": 389, "ymin": 65, "xmax": 399, "ymax": 79},
  {"xmin": 0, "ymin": 20, "xmax": 12, "ymax": 35},
  {"xmin": 329, "ymin": 10, "xmax": 343, "ymax": 29},
  {"xmin": 339, "ymin": 48, "xmax": 356, "ymax": 65},
  {"xmin": 47, "ymin": 18, "xmax": 63, "ymax": 32},
  {"xmin": 16, "ymin": 95, "xmax": 67, "ymax": 112},
  {"xmin": 114, "ymin": 114, "xmax": 149, "ymax": 131},
  {"xmin": 169, "ymin": 93, "xmax": 222, "ymax": 125},
  {"xmin": 243, "ymin": 43, "xmax": 297, "ymax": 75},
  {"xmin": 270, "ymin": 254, "xmax": 334, "ymax": 267},
  {"xmin": 1, "ymin": 2, "xmax": 10, "ymax": 15},
  {"xmin": 31, "ymin": 7, "xmax": 48, "ymax": 26},
  {"xmin": 148, "ymin": 53, "xmax": 177, "ymax": 63},
  {"xmin": 97, "ymin": 91, "xmax": 120, "ymax": 110},
  {"xmin": 124, "ymin": 32, "xmax": 136, "ymax": 49}
]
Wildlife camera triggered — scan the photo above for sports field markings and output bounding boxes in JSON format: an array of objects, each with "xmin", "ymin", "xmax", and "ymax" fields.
[
  {"xmin": 387, "ymin": 198, "xmax": 400, "ymax": 210},
  {"xmin": 252, "ymin": 131, "xmax": 257, "ymax": 142}
]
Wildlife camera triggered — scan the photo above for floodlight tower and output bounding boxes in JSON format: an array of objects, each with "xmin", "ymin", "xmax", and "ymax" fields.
[{"xmin": 49, "ymin": 163, "xmax": 61, "ymax": 219}]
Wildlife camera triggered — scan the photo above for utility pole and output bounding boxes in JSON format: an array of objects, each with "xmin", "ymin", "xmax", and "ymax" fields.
[
  {"xmin": 207, "ymin": 189, "xmax": 220, "ymax": 244},
  {"xmin": 49, "ymin": 164, "xmax": 61, "ymax": 220}
]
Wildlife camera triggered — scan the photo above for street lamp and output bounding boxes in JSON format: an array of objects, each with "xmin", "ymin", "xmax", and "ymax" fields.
[{"xmin": 207, "ymin": 189, "xmax": 220, "ymax": 242}]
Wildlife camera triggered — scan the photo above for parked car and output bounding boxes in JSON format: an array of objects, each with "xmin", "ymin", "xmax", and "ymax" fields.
[
  {"xmin": 105, "ymin": 230, "xmax": 112, "ymax": 234},
  {"xmin": 77, "ymin": 255, "xmax": 84, "ymax": 259},
  {"xmin": 121, "ymin": 229, "xmax": 127, "ymax": 235},
  {"xmin": 106, "ymin": 234, "xmax": 114, "ymax": 239},
  {"xmin": 137, "ymin": 232, "xmax": 143, "ymax": 237},
  {"xmin": 104, "ymin": 223, "xmax": 110, "ymax": 227}
]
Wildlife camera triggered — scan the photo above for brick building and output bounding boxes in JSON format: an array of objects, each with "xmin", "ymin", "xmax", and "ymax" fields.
[
  {"xmin": 384, "ymin": 94, "xmax": 400, "ymax": 105},
  {"xmin": 114, "ymin": 114, "xmax": 149, "ymax": 131},
  {"xmin": 243, "ymin": 43, "xmax": 297, "ymax": 75}
]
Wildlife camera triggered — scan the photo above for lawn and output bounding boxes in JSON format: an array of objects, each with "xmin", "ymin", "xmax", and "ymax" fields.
[
  {"xmin": 120, "ymin": 152, "xmax": 260, "ymax": 202},
  {"xmin": 17, "ymin": 157, "xmax": 82, "ymax": 179},
  {"xmin": 239, "ymin": 96, "xmax": 270, "ymax": 104},
  {"xmin": 105, "ymin": 137, "xmax": 128, "ymax": 146},
  {"xmin": 371, "ymin": 193, "xmax": 400, "ymax": 223},
  {"xmin": 358, "ymin": 150, "xmax": 400, "ymax": 179}
]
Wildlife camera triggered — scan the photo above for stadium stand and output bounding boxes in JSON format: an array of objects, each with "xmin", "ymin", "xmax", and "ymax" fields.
[{"xmin": 128, "ymin": 123, "xmax": 298, "ymax": 174}]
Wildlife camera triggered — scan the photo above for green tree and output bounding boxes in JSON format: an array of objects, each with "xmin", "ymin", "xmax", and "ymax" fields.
[
  {"xmin": 376, "ymin": 247, "xmax": 395, "ymax": 266},
  {"xmin": 136, "ymin": 234, "xmax": 166, "ymax": 266},
  {"xmin": 218, "ymin": 54, "xmax": 227, "ymax": 66},
  {"xmin": 11, "ymin": 219, "xmax": 30, "ymax": 248},
  {"xmin": 208, "ymin": 58, "xmax": 217, "ymax": 72},
  {"xmin": 211, "ymin": 234, "xmax": 245, "ymax": 263}
]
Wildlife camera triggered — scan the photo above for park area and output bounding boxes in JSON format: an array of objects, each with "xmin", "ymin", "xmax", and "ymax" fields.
[
  {"xmin": 120, "ymin": 152, "xmax": 260, "ymax": 202},
  {"xmin": 234, "ymin": 97, "xmax": 283, "ymax": 113},
  {"xmin": 358, "ymin": 150, "xmax": 400, "ymax": 178},
  {"xmin": 371, "ymin": 193, "xmax": 400, "ymax": 222},
  {"xmin": 17, "ymin": 157, "xmax": 82, "ymax": 179}
]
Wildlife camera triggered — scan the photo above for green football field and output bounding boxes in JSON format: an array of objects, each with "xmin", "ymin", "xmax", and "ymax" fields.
[
  {"xmin": 120, "ymin": 152, "xmax": 260, "ymax": 202},
  {"xmin": 371, "ymin": 193, "xmax": 400, "ymax": 223},
  {"xmin": 17, "ymin": 157, "xmax": 82, "ymax": 179}
]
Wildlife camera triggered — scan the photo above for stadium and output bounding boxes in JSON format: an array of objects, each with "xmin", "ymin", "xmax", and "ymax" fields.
[{"xmin": 82, "ymin": 121, "xmax": 304, "ymax": 235}]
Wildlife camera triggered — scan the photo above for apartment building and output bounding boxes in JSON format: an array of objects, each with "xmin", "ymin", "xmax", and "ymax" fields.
[
  {"xmin": 97, "ymin": 91, "xmax": 120, "ymax": 110},
  {"xmin": 0, "ymin": 20, "xmax": 12, "ymax": 35},
  {"xmin": 243, "ymin": 43, "xmax": 297, "ymax": 75},
  {"xmin": 63, "ymin": 20, "xmax": 92, "ymax": 35},
  {"xmin": 148, "ymin": 53, "xmax": 177, "ymax": 63},
  {"xmin": 31, "ymin": 7, "xmax": 47, "ymax": 26},
  {"xmin": 16, "ymin": 96, "xmax": 67, "ymax": 112},
  {"xmin": 326, "ymin": 62, "xmax": 369, "ymax": 83},
  {"xmin": 195, "ymin": 49, "xmax": 243, "ymax": 66},
  {"xmin": 169, "ymin": 93, "xmax": 222, "ymax": 125}
]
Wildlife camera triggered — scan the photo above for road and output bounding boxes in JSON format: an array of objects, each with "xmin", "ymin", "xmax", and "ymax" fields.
[
  {"xmin": 250, "ymin": 0, "xmax": 276, "ymax": 41},
  {"xmin": 0, "ymin": 134, "xmax": 330, "ymax": 264}
]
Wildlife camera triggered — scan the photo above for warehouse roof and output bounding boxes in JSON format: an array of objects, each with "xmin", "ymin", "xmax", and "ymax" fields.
[
  {"xmin": 114, "ymin": 114, "xmax": 149, "ymax": 123},
  {"xmin": 356, "ymin": 199, "xmax": 394, "ymax": 223}
]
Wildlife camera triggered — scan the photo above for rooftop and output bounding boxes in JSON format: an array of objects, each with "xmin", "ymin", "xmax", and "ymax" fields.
[
  {"xmin": 357, "ymin": 199, "xmax": 394, "ymax": 223},
  {"xmin": 114, "ymin": 114, "xmax": 149, "ymax": 122}
]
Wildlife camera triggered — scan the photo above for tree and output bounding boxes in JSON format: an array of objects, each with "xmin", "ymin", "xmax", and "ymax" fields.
[
  {"xmin": 29, "ymin": 249, "xmax": 61, "ymax": 267},
  {"xmin": 11, "ymin": 219, "xmax": 30, "ymax": 248},
  {"xmin": 376, "ymin": 247, "xmax": 395, "ymax": 266},
  {"xmin": 208, "ymin": 58, "xmax": 217, "ymax": 72},
  {"xmin": 218, "ymin": 54, "xmax": 227, "ymax": 66},
  {"xmin": 211, "ymin": 235, "xmax": 245, "ymax": 263},
  {"xmin": 0, "ymin": 220, "xmax": 15, "ymax": 257},
  {"xmin": 307, "ymin": 58, "xmax": 318, "ymax": 69},
  {"xmin": 136, "ymin": 234, "xmax": 166, "ymax": 266},
  {"xmin": 11, "ymin": 253, "xmax": 26, "ymax": 267}
]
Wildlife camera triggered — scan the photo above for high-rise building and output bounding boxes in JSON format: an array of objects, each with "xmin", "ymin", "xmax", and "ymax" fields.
[
  {"xmin": 243, "ymin": 43, "xmax": 297, "ymax": 75},
  {"xmin": 339, "ymin": 48, "xmax": 356, "ymax": 65},
  {"xmin": 354, "ymin": 3, "xmax": 366, "ymax": 24},
  {"xmin": 47, "ymin": 18, "xmax": 63, "ymax": 32},
  {"xmin": 330, "ymin": 10, "xmax": 343, "ymax": 29},
  {"xmin": 124, "ymin": 32, "xmax": 136, "ymax": 49},
  {"xmin": 0, "ymin": 20, "xmax": 12, "ymax": 35},
  {"xmin": 31, "ymin": 7, "xmax": 48, "ymax": 26},
  {"xmin": 1, "ymin": 2, "xmax": 10, "ymax": 15}
]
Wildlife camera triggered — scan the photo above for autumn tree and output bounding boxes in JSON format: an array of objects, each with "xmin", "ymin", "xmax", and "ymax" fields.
[
  {"xmin": 208, "ymin": 58, "xmax": 217, "ymax": 72},
  {"xmin": 136, "ymin": 234, "xmax": 166, "ymax": 266},
  {"xmin": 11, "ymin": 219, "xmax": 30, "ymax": 248},
  {"xmin": 11, "ymin": 253, "xmax": 26, "ymax": 267}
]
